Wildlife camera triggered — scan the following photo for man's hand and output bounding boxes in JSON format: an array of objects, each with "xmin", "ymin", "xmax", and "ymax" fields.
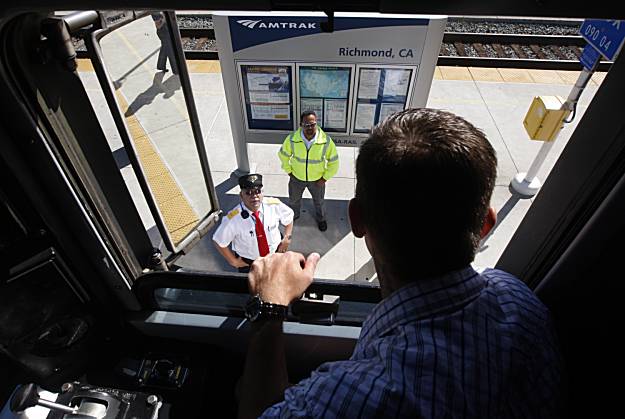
[
  {"xmin": 231, "ymin": 257, "xmax": 249, "ymax": 269},
  {"xmin": 316, "ymin": 178, "xmax": 327, "ymax": 186},
  {"xmin": 276, "ymin": 237, "xmax": 291, "ymax": 253},
  {"xmin": 249, "ymin": 252, "xmax": 319, "ymax": 306}
]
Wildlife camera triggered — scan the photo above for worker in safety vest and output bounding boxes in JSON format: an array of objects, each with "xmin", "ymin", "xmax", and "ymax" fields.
[{"xmin": 278, "ymin": 111, "xmax": 339, "ymax": 231}]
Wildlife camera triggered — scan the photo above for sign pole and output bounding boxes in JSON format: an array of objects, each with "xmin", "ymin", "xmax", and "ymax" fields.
[
  {"xmin": 511, "ymin": 68, "xmax": 595, "ymax": 196},
  {"xmin": 511, "ymin": 19, "xmax": 624, "ymax": 196}
]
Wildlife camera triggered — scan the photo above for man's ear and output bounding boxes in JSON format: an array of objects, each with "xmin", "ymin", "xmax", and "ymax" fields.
[
  {"xmin": 348, "ymin": 198, "xmax": 366, "ymax": 238},
  {"xmin": 480, "ymin": 206, "xmax": 497, "ymax": 239}
]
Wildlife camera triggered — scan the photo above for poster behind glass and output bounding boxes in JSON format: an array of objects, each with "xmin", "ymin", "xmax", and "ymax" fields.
[
  {"xmin": 353, "ymin": 67, "xmax": 413, "ymax": 134},
  {"xmin": 299, "ymin": 66, "xmax": 351, "ymax": 133},
  {"xmin": 241, "ymin": 64, "xmax": 293, "ymax": 130}
]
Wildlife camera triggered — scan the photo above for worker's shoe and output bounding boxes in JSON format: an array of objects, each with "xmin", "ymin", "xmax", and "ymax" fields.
[{"xmin": 317, "ymin": 220, "xmax": 327, "ymax": 231}]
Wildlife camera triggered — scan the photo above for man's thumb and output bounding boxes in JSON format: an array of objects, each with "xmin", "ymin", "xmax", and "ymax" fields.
[{"xmin": 303, "ymin": 253, "xmax": 320, "ymax": 277}]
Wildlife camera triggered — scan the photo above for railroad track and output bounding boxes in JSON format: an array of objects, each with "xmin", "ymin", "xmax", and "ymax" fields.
[
  {"xmin": 74, "ymin": 22, "xmax": 612, "ymax": 71},
  {"xmin": 176, "ymin": 28, "xmax": 611, "ymax": 71},
  {"xmin": 439, "ymin": 32, "xmax": 611, "ymax": 71}
]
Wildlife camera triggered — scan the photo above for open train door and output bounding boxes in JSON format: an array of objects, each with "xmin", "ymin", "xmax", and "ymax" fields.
[{"xmin": 78, "ymin": 10, "xmax": 221, "ymax": 268}]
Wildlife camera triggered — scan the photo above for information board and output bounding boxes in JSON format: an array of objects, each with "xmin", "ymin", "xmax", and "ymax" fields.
[
  {"xmin": 353, "ymin": 66, "xmax": 414, "ymax": 133},
  {"xmin": 298, "ymin": 65, "xmax": 352, "ymax": 133},
  {"xmin": 240, "ymin": 64, "xmax": 294, "ymax": 130}
]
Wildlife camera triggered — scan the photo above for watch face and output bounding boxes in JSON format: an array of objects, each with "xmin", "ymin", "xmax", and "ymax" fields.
[{"xmin": 245, "ymin": 295, "xmax": 262, "ymax": 322}]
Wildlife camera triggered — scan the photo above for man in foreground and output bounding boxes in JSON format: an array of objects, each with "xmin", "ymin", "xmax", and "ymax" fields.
[{"xmin": 240, "ymin": 109, "xmax": 563, "ymax": 418}]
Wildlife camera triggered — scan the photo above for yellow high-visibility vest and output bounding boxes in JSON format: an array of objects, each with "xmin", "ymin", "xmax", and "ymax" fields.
[{"xmin": 278, "ymin": 127, "xmax": 339, "ymax": 182}]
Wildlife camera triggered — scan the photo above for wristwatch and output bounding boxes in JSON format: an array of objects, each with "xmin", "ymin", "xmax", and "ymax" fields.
[{"xmin": 245, "ymin": 295, "xmax": 288, "ymax": 322}]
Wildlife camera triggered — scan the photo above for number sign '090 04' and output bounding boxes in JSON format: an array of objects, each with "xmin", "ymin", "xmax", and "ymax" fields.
[{"xmin": 580, "ymin": 19, "xmax": 625, "ymax": 61}]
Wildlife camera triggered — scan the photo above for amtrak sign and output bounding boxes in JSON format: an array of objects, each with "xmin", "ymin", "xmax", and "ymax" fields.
[{"xmin": 236, "ymin": 19, "xmax": 317, "ymax": 29}]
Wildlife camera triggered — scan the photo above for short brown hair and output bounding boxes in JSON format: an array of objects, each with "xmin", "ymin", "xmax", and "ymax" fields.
[
  {"xmin": 300, "ymin": 111, "xmax": 317, "ymax": 123},
  {"xmin": 355, "ymin": 108, "xmax": 497, "ymax": 277}
]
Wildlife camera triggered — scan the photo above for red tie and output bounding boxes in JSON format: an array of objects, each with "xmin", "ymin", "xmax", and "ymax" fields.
[{"xmin": 253, "ymin": 210, "xmax": 270, "ymax": 257}]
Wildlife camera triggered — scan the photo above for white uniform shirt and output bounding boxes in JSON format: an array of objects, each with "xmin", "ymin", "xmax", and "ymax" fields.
[
  {"xmin": 302, "ymin": 129, "xmax": 318, "ymax": 150},
  {"xmin": 212, "ymin": 197, "xmax": 294, "ymax": 260}
]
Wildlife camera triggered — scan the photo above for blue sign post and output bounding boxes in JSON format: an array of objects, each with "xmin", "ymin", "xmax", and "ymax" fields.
[
  {"xmin": 580, "ymin": 19, "xmax": 625, "ymax": 61},
  {"xmin": 580, "ymin": 44, "xmax": 601, "ymax": 70}
]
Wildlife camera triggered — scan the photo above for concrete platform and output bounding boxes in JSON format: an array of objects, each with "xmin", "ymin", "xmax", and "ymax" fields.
[{"xmin": 77, "ymin": 14, "xmax": 603, "ymax": 281}]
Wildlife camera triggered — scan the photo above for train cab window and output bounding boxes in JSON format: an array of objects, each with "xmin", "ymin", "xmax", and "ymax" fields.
[{"xmin": 13, "ymin": 9, "xmax": 614, "ymax": 319}]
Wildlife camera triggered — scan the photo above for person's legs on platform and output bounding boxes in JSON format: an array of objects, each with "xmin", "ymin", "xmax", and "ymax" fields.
[
  {"xmin": 156, "ymin": 46, "xmax": 167, "ymax": 71},
  {"xmin": 308, "ymin": 180, "xmax": 327, "ymax": 231},
  {"xmin": 288, "ymin": 175, "xmax": 306, "ymax": 220}
]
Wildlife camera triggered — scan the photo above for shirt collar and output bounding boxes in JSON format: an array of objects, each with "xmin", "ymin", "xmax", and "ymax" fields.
[
  {"xmin": 241, "ymin": 202, "xmax": 263, "ymax": 215},
  {"xmin": 356, "ymin": 266, "xmax": 486, "ymax": 349},
  {"xmin": 301, "ymin": 128, "xmax": 318, "ymax": 143}
]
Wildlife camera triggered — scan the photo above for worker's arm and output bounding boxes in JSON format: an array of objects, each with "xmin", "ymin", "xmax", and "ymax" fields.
[
  {"xmin": 276, "ymin": 222, "xmax": 293, "ymax": 253},
  {"xmin": 213, "ymin": 241, "xmax": 249, "ymax": 268},
  {"xmin": 322, "ymin": 139, "xmax": 339, "ymax": 180},
  {"xmin": 278, "ymin": 136, "xmax": 293, "ymax": 174},
  {"xmin": 238, "ymin": 252, "xmax": 319, "ymax": 419},
  {"xmin": 276, "ymin": 202, "xmax": 294, "ymax": 253}
]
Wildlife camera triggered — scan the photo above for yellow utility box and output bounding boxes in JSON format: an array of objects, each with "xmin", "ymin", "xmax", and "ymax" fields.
[{"xmin": 523, "ymin": 96, "xmax": 570, "ymax": 142}]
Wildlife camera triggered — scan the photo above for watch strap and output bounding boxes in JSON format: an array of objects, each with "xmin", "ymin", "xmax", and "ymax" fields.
[
  {"xmin": 245, "ymin": 295, "xmax": 288, "ymax": 321},
  {"xmin": 260, "ymin": 300, "xmax": 288, "ymax": 319}
]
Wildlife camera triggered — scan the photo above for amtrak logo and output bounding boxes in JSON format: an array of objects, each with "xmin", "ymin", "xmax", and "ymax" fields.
[
  {"xmin": 236, "ymin": 19, "xmax": 317, "ymax": 29},
  {"xmin": 237, "ymin": 19, "xmax": 261, "ymax": 28}
]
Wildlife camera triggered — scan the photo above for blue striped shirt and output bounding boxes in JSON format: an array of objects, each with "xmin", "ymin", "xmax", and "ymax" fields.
[{"xmin": 261, "ymin": 267, "xmax": 563, "ymax": 418}]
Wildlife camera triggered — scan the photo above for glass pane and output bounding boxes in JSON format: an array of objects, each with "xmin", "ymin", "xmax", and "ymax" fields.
[
  {"xmin": 240, "ymin": 64, "xmax": 294, "ymax": 130},
  {"xmin": 99, "ymin": 12, "xmax": 211, "ymax": 248},
  {"xmin": 298, "ymin": 65, "xmax": 351, "ymax": 133}
]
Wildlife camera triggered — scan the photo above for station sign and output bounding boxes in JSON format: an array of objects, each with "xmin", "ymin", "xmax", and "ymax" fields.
[
  {"xmin": 580, "ymin": 44, "xmax": 601, "ymax": 70},
  {"xmin": 580, "ymin": 19, "xmax": 625, "ymax": 61}
]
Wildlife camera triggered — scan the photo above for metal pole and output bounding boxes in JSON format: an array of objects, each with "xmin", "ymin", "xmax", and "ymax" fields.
[{"xmin": 511, "ymin": 67, "xmax": 594, "ymax": 196}]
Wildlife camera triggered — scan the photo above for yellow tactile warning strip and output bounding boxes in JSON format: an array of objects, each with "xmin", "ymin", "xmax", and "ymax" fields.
[
  {"xmin": 186, "ymin": 60, "xmax": 221, "ymax": 73},
  {"xmin": 468, "ymin": 67, "xmax": 503, "ymax": 82},
  {"xmin": 497, "ymin": 68, "xmax": 534, "ymax": 83},
  {"xmin": 591, "ymin": 71, "xmax": 607, "ymax": 85},
  {"xmin": 436, "ymin": 65, "xmax": 606, "ymax": 86},
  {"xmin": 439, "ymin": 66, "xmax": 473, "ymax": 81},
  {"xmin": 527, "ymin": 69, "xmax": 566, "ymax": 84},
  {"xmin": 77, "ymin": 59, "xmax": 95, "ymax": 72},
  {"xmin": 77, "ymin": 58, "xmax": 607, "ymax": 86},
  {"xmin": 114, "ymin": 89, "xmax": 198, "ymax": 245}
]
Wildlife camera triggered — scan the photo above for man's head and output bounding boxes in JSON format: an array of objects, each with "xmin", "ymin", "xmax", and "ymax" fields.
[
  {"xmin": 350, "ymin": 108, "xmax": 497, "ymax": 279},
  {"xmin": 239, "ymin": 173, "xmax": 263, "ymax": 212},
  {"xmin": 300, "ymin": 111, "xmax": 318, "ymax": 139}
]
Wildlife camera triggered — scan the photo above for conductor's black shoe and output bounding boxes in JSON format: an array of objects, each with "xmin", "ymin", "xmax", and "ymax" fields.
[{"xmin": 318, "ymin": 220, "xmax": 327, "ymax": 231}]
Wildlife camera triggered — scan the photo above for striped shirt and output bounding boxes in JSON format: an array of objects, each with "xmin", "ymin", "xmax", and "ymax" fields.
[{"xmin": 261, "ymin": 267, "xmax": 563, "ymax": 418}]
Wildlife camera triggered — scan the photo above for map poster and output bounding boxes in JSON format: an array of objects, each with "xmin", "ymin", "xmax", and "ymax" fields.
[
  {"xmin": 382, "ymin": 69, "xmax": 411, "ymax": 98},
  {"xmin": 358, "ymin": 69, "xmax": 382, "ymax": 99},
  {"xmin": 300, "ymin": 98, "xmax": 323, "ymax": 122},
  {"xmin": 324, "ymin": 99, "xmax": 347, "ymax": 129},
  {"xmin": 379, "ymin": 103, "xmax": 405, "ymax": 122},
  {"xmin": 299, "ymin": 66, "xmax": 351, "ymax": 99},
  {"xmin": 251, "ymin": 104, "xmax": 290, "ymax": 120},
  {"xmin": 354, "ymin": 103, "xmax": 377, "ymax": 131}
]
